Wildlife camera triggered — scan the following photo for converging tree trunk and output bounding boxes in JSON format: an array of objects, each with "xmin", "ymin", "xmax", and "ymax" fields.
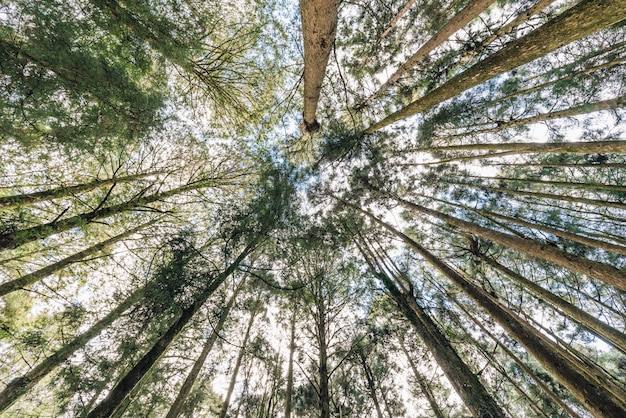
[{"xmin": 365, "ymin": 0, "xmax": 626, "ymax": 132}]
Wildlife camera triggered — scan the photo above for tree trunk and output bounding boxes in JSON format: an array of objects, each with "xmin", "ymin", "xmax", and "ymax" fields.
[
  {"xmin": 300, "ymin": 0, "xmax": 339, "ymax": 132},
  {"xmin": 464, "ymin": 175, "xmax": 626, "ymax": 195},
  {"xmin": 0, "ymin": 180, "xmax": 211, "ymax": 251},
  {"xmin": 0, "ymin": 283, "xmax": 147, "ymax": 413},
  {"xmin": 399, "ymin": 339, "xmax": 446, "ymax": 418},
  {"xmin": 0, "ymin": 220, "xmax": 158, "ymax": 296},
  {"xmin": 445, "ymin": 97, "xmax": 625, "ymax": 139},
  {"xmin": 0, "ymin": 172, "xmax": 161, "ymax": 210},
  {"xmin": 358, "ymin": 207, "xmax": 626, "ymax": 417},
  {"xmin": 86, "ymin": 242, "xmax": 257, "ymax": 418},
  {"xmin": 409, "ymin": 139, "xmax": 626, "ymax": 155},
  {"xmin": 218, "ymin": 305, "xmax": 258, "ymax": 418},
  {"xmin": 364, "ymin": 0, "xmax": 626, "ymax": 132},
  {"xmin": 390, "ymin": 194, "xmax": 626, "ymax": 292},
  {"xmin": 358, "ymin": 350, "xmax": 385, "ymax": 418},
  {"xmin": 363, "ymin": 0, "xmax": 496, "ymax": 106},
  {"xmin": 318, "ymin": 300, "xmax": 331, "ymax": 418},
  {"xmin": 376, "ymin": 0, "xmax": 418, "ymax": 43},
  {"xmin": 368, "ymin": 265, "xmax": 505, "ymax": 418},
  {"xmin": 165, "ymin": 279, "xmax": 245, "ymax": 418},
  {"xmin": 284, "ymin": 309, "xmax": 296, "ymax": 418}
]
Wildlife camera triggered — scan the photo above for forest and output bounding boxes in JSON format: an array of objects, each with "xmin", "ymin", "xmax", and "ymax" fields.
[{"xmin": 0, "ymin": 0, "xmax": 625, "ymax": 416}]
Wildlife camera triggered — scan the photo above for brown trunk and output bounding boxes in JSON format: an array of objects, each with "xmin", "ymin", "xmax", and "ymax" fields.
[
  {"xmin": 0, "ymin": 180, "xmax": 211, "ymax": 251},
  {"xmin": 284, "ymin": 309, "xmax": 296, "ymax": 418},
  {"xmin": 365, "ymin": 0, "xmax": 626, "ymax": 132},
  {"xmin": 217, "ymin": 305, "xmax": 258, "ymax": 418},
  {"xmin": 409, "ymin": 139, "xmax": 626, "ymax": 155},
  {"xmin": 445, "ymin": 97, "xmax": 625, "ymax": 139},
  {"xmin": 390, "ymin": 194, "xmax": 626, "ymax": 292},
  {"xmin": 300, "ymin": 0, "xmax": 339, "ymax": 131},
  {"xmin": 376, "ymin": 0, "xmax": 418, "ymax": 42},
  {"xmin": 465, "ymin": 175, "xmax": 626, "ymax": 195},
  {"xmin": 399, "ymin": 339, "xmax": 446, "ymax": 418},
  {"xmin": 318, "ymin": 300, "xmax": 330, "ymax": 418},
  {"xmin": 363, "ymin": 0, "xmax": 496, "ymax": 106},
  {"xmin": 0, "ymin": 172, "xmax": 161, "ymax": 210},
  {"xmin": 357, "ymin": 207, "xmax": 626, "ymax": 416},
  {"xmin": 165, "ymin": 280, "xmax": 245, "ymax": 418},
  {"xmin": 358, "ymin": 350, "xmax": 384, "ymax": 418},
  {"xmin": 0, "ymin": 283, "xmax": 147, "ymax": 413},
  {"xmin": 0, "ymin": 220, "xmax": 158, "ymax": 296},
  {"xmin": 86, "ymin": 243, "xmax": 256, "ymax": 418}
]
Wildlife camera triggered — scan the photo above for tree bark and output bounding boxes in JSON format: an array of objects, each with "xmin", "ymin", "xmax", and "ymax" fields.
[
  {"xmin": 399, "ymin": 339, "xmax": 446, "ymax": 418},
  {"xmin": 391, "ymin": 194, "xmax": 626, "ymax": 292},
  {"xmin": 0, "ymin": 284, "xmax": 147, "ymax": 413},
  {"xmin": 0, "ymin": 180, "xmax": 211, "ymax": 251},
  {"xmin": 86, "ymin": 242, "xmax": 257, "ymax": 418},
  {"xmin": 317, "ymin": 296, "xmax": 331, "ymax": 418},
  {"xmin": 300, "ymin": 0, "xmax": 340, "ymax": 131},
  {"xmin": 376, "ymin": 0, "xmax": 418, "ymax": 43},
  {"xmin": 364, "ymin": 0, "xmax": 626, "ymax": 133},
  {"xmin": 358, "ymin": 350, "xmax": 385, "ymax": 418},
  {"xmin": 165, "ymin": 279, "xmax": 245, "ymax": 418},
  {"xmin": 357, "ymin": 207, "xmax": 626, "ymax": 417},
  {"xmin": 284, "ymin": 309, "xmax": 296, "ymax": 418},
  {"xmin": 408, "ymin": 139, "xmax": 626, "ymax": 155},
  {"xmin": 0, "ymin": 220, "xmax": 158, "ymax": 296},
  {"xmin": 217, "ymin": 305, "xmax": 258, "ymax": 418},
  {"xmin": 364, "ymin": 0, "xmax": 496, "ymax": 106},
  {"xmin": 0, "ymin": 172, "xmax": 161, "ymax": 210}
]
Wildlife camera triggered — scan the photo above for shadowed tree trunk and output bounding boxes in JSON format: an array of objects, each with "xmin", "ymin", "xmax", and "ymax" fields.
[
  {"xmin": 365, "ymin": 0, "xmax": 626, "ymax": 132},
  {"xmin": 86, "ymin": 242, "xmax": 257, "ymax": 418},
  {"xmin": 357, "ymin": 349, "xmax": 385, "ymax": 418},
  {"xmin": 300, "ymin": 0, "xmax": 339, "ymax": 133},
  {"xmin": 406, "ymin": 139, "xmax": 626, "ymax": 155},
  {"xmin": 0, "ymin": 219, "xmax": 158, "ymax": 296},
  {"xmin": 284, "ymin": 308, "xmax": 296, "ymax": 418},
  {"xmin": 165, "ymin": 279, "xmax": 245, "ymax": 418},
  {"xmin": 363, "ymin": 0, "xmax": 496, "ymax": 106},
  {"xmin": 356, "ymin": 206, "xmax": 626, "ymax": 417}
]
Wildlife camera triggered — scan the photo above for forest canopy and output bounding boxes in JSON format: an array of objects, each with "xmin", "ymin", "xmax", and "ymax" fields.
[{"xmin": 1, "ymin": 0, "xmax": 626, "ymax": 417}]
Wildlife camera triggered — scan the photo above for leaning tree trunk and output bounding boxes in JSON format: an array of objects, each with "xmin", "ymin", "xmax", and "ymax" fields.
[
  {"xmin": 0, "ymin": 219, "xmax": 158, "ymax": 296},
  {"xmin": 217, "ymin": 305, "xmax": 259, "ymax": 418},
  {"xmin": 388, "ymin": 193, "xmax": 626, "ymax": 292},
  {"xmin": 357, "ymin": 207, "xmax": 626, "ymax": 417},
  {"xmin": 409, "ymin": 139, "xmax": 626, "ymax": 155},
  {"xmin": 0, "ymin": 180, "xmax": 211, "ymax": 251},
  {"xmin": 358, "ymin": 350, "xmax": 385, "ymax": 418},
  {"xmin": 86, "ymin": 242, "xmax": 257, "ymax": 418},
  {"xmin": 363, "ymin": 0, "xmax": 496, "ymax": 106},
  {"xmin": 165, "ymin": 279, "xmax": 245, "ymax": 418},
  {"xmin": 300, "ymin": 0, "xmax": 339, "ymax": 133},
  {"xmin": 0, "ymin": 282, "xmax": 148, "ymax": 413},
  {"xmin": 399, "ymin": 338, "xmax": 446, "ymax": 418},
  {"xmin": 364, "ymin": 0, "xmax": 626, "ymax": 132},
  {"xmin": 284, "ymin": 308, "xmax": 297, "ymax": 418}
]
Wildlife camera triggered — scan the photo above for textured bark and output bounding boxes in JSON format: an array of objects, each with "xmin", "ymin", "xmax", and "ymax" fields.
[
  {"xmin": 444, "ymin": 97, "xmax": 625, "ymax": 139},
  {"xmin": 358, "ymin": 207, "xmax": 626, "ymax": 417},
  {"xmin": 399, "ymin": 339, "xmax": 446, "ymax": 418},
  {"xmin": 369, "ymin": 266, "xmax": 505, "ymax": 418},
  {"xmin": 317, "ymin": 299, "xmax": 331, "ymax": 418},
  {"xmin": 0, "ymin": 220, "xmax": 158, "ymax": 296},
  {"xmin": 365, "ymin": 0, "xmax": 626, "ymax": 133},
  {"xmin": 86, "ymin": 243, "xmax": 256, "ymax": 418},
  {"xmin": 410, "ymin": 139, "xmax": 626, "ymax": 155},
  {"xmin": 165, "ymin": 281, "xmax": 244, "ymax": 418},
  {"xmin": 0, "ymin": 172, "xmax": 161, "ymax": 210},
  {"xmin": 364, "ymin": 0, "xmax": 495, "ymax": 106},
  {"xmin": 377, "ymin": 0, "xmax": 418, "ymax": 42},
  {"xmin": 466, "ymin": 176, "xmax": 626, "ymax": 195},
  {"xmin": 0, "ymin": 180, "xmax": 211, "ymax": 251},
  {"xmin": 0, "ymin": 285, "xmax": 147, "ymax": 413},
  {"xmin": 300, "ymin": 0, "xmax": 339, "ymax": 130},
  {"xmin": 284, "ymin": 309, "xmax": 296, "ymax": 418},
  {"xmin": 392, "ymin": 194, "xmax": 626, "ymax": 292},
  {"xmin": 217, "ymin": 306, "xmax": 258, "ymax": 418}
]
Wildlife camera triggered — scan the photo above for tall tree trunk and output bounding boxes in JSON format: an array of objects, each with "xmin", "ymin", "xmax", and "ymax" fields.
[
  {"xmin": 86, "ymin": 242, "xmax": 257, "ymax": 418},
  {"xmin": 284, "ymin": 309, "xmax": 296, "ymax": 418},
  {"xmin": 357, "ymin": 207, "xmax": 626, "ymax": 417},
  {"xmin": 363, "ymin": 260, "xmax": 505, "ymax": 418},
  {"xmin": 399, "ymin": 339, "xmax": 446, "ymax": 418},
  {"xmin": 364, "ymin": 0, "xmax": 626, "ymax": 132},
  {"xmin": 165, "ymin": 279, "xmax": 245, "ymax": 418},
  {"xmin": 300, "ymin": 0, "xmax": 339, "ymax": 132},
  {"xmin": 218, "ymin": 305, "xmax": 259, "ymax": 418},
  {"xmin": 376, "ymin": 0, "xmax": 418, "ymax": 43},
  {"xmin": 358, "ymin": 350, "xmax": 385, "ymax": 418},
  {"xmin": 363, "ymin": 0, "xmax": 496, "ymax": 106},
  {"xmin": 408, "ymin": 139, "xmax": 626, "ymax": 155},
  {"xmin": 463, "ymin": 175, "xmax": 626, "ymax": 195},
  {"xmin": 444, "ymin": 96, "xmax": 625, "ymax": 139},
  {"xmin": 0, "ymin": 220, "xmax": 158, "ymax": 296},
  {"xmin": 0, "ymin": 283, "xmax": 148, "ymax": 413},
  {"xmin": 0, "ymin": 180, "xmax": 211, "ymax": 251},
  {"xmin": 0, "ymin": 172, "xmax": 162, "ymax": 210},
  {"xmin": 318, "ymin": 301, "xmax": 331, "ymax": 418},
  {"xmin": 388, "ymin": 193, "xmax": 626, "ymax": 292}
]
